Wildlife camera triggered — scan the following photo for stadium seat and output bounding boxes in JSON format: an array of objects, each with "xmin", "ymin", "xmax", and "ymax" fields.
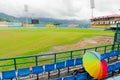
[
  {"xmin": 114, "ymin": 50, "xmax": 119, "ymax": 56},
  {"xmin": 56, "ymin": 61, "xmax": 65, "ymax": 69},
  {"xmin": 108, "ymin": 64, "xmax": 115, "ymax": 76},
  {"xmin": 45, "ymin": 63, "xmax": 55, "ymax": 72},
  {"xmin": 66, "ymin": 59, "xmax": 75, "ymax": 73},
  {"xmin": 116, "ymin": 50, "xmax": 120, "ymax": 55},
  {"xmin": 18, "ymin": 68, "xmax": 30, "ymax": 78},
  {"xmin": 66, "ymin": 59, "xmax": 75, "ymax": 67},
  {"xmin": 114, "ymin": 50, "xmax": 120, "ymax": 60},
  {"xmin": 32, "ymin": 65, "xmax": 44, "ymax": 74},
  {"xmin": 105, "ymin": 51, "xmax": 116, "ymax": 63},
  {"xmin": 54, "ymin": 77, "xmax": 63, "ymax": 80},
  {"xmin": 115, "ymin": 62, "xmax": 120, "ymax": 70},
  {"xmin": 76, "ymin": 72, "xmax": 87, "ymax": 80},
  {"xmin": 32, "ymin": 66, "xmax": 44, "ymax": 79},
  {"xmin": 75, "ymin": 58, "xmax": 82, "ymax": 65},
  {"xmin": 109, "ymin": 51, "xmax": 115, "ymax": 57},
  {"xmin": 63, "ymin": 75, "xmax": 74, "ymax": 80},
  {"xmin": 101, "ymin": 53, "xmax": 108, "ymax": 60},
  {"xmin": 2, "ymin": 70, "xmax": 16, "ymax": 80},
  {"xmin": 56, "ymin": 61, "xmax": 65, "ymax": 76},
  {"xmin": 108, "ymin": 64, "xmax": 115, "ymax": 73},
  {"xmin": 45, "ymin": 63, "xmax": 55, "ymax": 78}
]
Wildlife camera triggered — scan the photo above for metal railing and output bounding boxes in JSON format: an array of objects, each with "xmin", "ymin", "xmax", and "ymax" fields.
[
  {"xmin": 0, "ymin": 43, "xmax": 120, "ymax": 72},
  {"xmin": 114, "ymin": 23, "xmax": 120, "ymax": 44}
]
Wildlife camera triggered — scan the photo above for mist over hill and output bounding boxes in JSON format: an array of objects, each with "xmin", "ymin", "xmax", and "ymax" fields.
[
  {"xmin": 19, "ymin": 17, "xmax": 91, "ymax": 24},
  {"xmin": 0, "ymin": 13, "xmax": 90, "ymax": 24},
  {"xmin": 0, "ymin": 13, "xmax": 20, "ymax": 22}
]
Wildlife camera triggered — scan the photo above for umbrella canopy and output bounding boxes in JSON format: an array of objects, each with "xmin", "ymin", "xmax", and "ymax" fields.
[{"xmin": 83, "ymin": 51, "xmax": 108, "ymax": 79}]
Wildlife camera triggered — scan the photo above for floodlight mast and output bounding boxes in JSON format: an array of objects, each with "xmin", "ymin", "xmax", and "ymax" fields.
[
  {"xmin": 90, "ymin": 0, "xmax": 95, "ymax": 18},
  {"xmin": 24, "ymin": 4, "xmax": 28, "ymax": 23}
]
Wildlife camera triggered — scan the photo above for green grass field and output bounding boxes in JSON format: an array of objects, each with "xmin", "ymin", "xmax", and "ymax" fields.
[{"xmin": 0, "ymin": 28, "xmax": 114, "ymax": 58}]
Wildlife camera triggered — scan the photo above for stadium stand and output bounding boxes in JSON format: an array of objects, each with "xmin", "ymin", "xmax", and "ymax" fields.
[
  {"xmin": 68, "ymin": 24, "xmax": 79, "ymax": 28},
  {"xmin": 90, "ymin": 24, "xmax": 111, "ymax": 28},
  {"xmin": 34, "ymin": 24, "xmax": 46, "ymax": 27},
  {"xmin": 0, "ymin": 50, "xmax": 120, "ymax": 80},
  {"xmin": 0, "ymin": 22, "xmax": 8, "ymax": 28},
  {"xmin": 76, "ymin": 24, "xmax": 91, "ymax": 28},
  {"xmin": 8, "ymin": 22, "xmax": 22, "ymax": 27},
  {"xmin": 56, "ymin": 24, "xmax": 68, "ymax": 28},
  {"xmin": 23, "ymin": 23, "xmax": 34, "ymax": 27}
]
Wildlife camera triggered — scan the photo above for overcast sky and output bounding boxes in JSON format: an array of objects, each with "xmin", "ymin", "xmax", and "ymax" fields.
[{"xmin": 0, "ymin": 0, "xmax": 120, "ymax": 20}]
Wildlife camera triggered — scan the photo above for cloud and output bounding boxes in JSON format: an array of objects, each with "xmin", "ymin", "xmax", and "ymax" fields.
[{"xmin": 0, "ymin": 0, "xmax": 120, "ymax": 20}]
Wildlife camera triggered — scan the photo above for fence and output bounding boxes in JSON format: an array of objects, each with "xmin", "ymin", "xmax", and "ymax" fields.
[
  {"xmin": 114, "ymin": 23, "xmax": 120, "ymax": 44},
  {"xmin": 0, "ymin": 43, "xmax": 120, "ymax": 72}
]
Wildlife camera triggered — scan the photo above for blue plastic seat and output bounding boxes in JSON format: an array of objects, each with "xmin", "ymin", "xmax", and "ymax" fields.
[
  {"xmin": 56, "ymin": 62, "xmax": 65, "ymax": 69},
  {"xmin": 2, "ymin": 70, "xmax": 16, "ymax": 80},
  {"xmin": 32, "ymin": 65, "xmax": 44, "ymax": 79},
  {"xmin": 63, "ymin": 75, "xmax": 74, "ymax": 80},
  {"xmin": 101, "ymin": 53, "xmax": 108, "ymax": 60},
  {"xmin": 108, "ymin": 51, "xmax": 115, "ymax": 57},
  {"xmin": 45, "ymin": 63, "xmax": 55, "ymax": 78},
  {"xmin": 114, "ymin": 50, "xmax": 119, "ymax": 56},
  {"xmin": 56, "ymin": 61, "xmax": 65, "ymax": 76},
  {"xmin": 66, "ymin": 59, "xmax": 75, "ymax": 67},
  {"xmin": 45, "ymin": 63, "xmax": 55, "ymax": 72},
  {"xmin": 18, "ymin": 67, "xmax": 30, "ymax": 77},
  {"xmin": 76, "ymin": 73, "xmax": 87, "ymax": 80},
  {"xmin": 54, "ymin": 77, "xmax": 63, "ymax": 80},
  {"xmin": 32, "ymin": 66, "xmax": 43, "ymax": 74},
  {"xmin": 75, "ymin": 58, "xmax": 82, "ymax": 65},
  {"xmin": 116, "ymin": 50, "xmax": 120, "ymax": 55},
  {"xmin": 115, "ymin": 62, "xmax": 120, "ymax": 70},
  {"xmin": 114, "ymin": 50, "xmax": 120, "ymax": 60},
  {"xmin": 66, "ymin": 59, "xmax": 75, "ymax": 73},
  {"xmin": 108, "ymin": 64, "xmax": 115, "ymax": 73}
]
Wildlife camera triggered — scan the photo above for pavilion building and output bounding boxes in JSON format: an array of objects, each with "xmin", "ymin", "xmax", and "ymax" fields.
[{"xmin": 90, "ymin": 14, "xmax": 120, "ymax": 28}]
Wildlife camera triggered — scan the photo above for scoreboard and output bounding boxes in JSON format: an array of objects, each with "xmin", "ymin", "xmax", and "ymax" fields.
[{"xmin": 31, "ymin": 19, "xmax": 39, "ymax": 24}]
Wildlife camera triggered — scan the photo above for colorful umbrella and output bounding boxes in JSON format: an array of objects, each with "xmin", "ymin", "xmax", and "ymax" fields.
[{"xmin": 83, "ymin": 51, "xmax": 108, "ymax": 79}]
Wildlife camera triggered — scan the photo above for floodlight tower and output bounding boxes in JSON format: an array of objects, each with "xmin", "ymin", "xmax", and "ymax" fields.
[
  {"xmin": 90, "ymin": 0, "xmax": 95, "ymax": 18},
  {"xmin": 24, "ymin": 4, "xmax": 28, "ymax": 23}
]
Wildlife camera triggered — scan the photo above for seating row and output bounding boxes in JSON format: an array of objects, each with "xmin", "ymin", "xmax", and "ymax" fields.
[
  {"xmin": 53, "ymin": 72, "xmax": 89, "ymax": 80},
  {"xmin": 53, "ymin": 62, "xmax": 120, "ymax": 80},
  {"xmin": 108, "ymin": 62, "xmax": 120, "ymax": 75},
  {"xmin": 101, "ymin": 50, "xmax": 120, "ymax": 60},
  {"xmin": 1, "ymin": 50, "xmax": 120, "ymax": 80},
  {"xmin": 0, "ymin": 58, "xmax": 83, "ymax": 80}
]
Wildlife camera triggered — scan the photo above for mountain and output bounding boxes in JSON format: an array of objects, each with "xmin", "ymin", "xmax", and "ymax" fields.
[
  {"xmin": 0, "ymin": 13, "xmax": 20, "ymax": 22},
  {"xmin": 39, "ymin": 17, "xmax": 90, "ymax": 24},
  {"xmin": 0, "ymin": 13, "xmax": 91, "ymax": 24},
  {"xmin": 19, "ymin": 17, "xmax": 91, "ymax": 24}
]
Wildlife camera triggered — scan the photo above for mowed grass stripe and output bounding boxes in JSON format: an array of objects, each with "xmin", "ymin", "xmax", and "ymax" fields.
[{"xmin": 0, "ymin": 28, "xmax": 114, "ymax": 58}]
